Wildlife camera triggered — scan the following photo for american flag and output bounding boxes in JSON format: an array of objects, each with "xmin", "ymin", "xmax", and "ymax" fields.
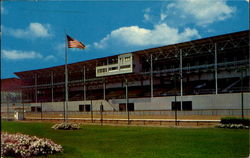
[{"xmin": 67, "ymin": 35, "xmax": 86, "ymax": 49}]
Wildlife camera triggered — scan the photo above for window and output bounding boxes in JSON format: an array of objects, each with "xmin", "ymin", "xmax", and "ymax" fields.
[
  {"xmin": 97, "ymin": 60, "xmax": 107, "ymax": 66},
  {"xmin": 79, "ymin": 104, "xmax": 91, "ymax": 112},
  {"xmin": 120, "ymin": 65, "xmax": 131, "ymax": 69},
  {"xmin": 37, "ymin": 107, "xmax": 42, "ymax": 112},
  {"xmin": 108, "ymin": 57, "xmax": 118, "ymax": 64},
  {"xmin": 124, "ymin": 56, "xmax": 131, "ymax": 62},
  {"xmin": 171, "ymin": 102, "xmax": 181, "ymax": 111},
  {"xmin": 182, "ymin": 101, "xmax": 192, "ymax": 111},
  {"xmin": 119, "ymin": 103, "xmax": 134, "ymax": 111},
  {"xmin": 128, "ymin": 103, "xmax": 134, "ymax": 111},
  {"xmin": 171, "ymin": 101, "xmax": 192, "ymax": 111},
  {"xmin": 31, "ymin": 107, "xmax": 41, "ymax": 112},
  {"xmin": 108, "ymin": 67, "xmax": 118, "ymax": 71},
  {"xmin": 97, "ymin": 68, "xmax": 107, "ymax": 73},
  {"xmin": 31, "ymin": 107, "xmax": 36, "ymax": 112},
  {"xmin": 119, "ymin": 58, "xmax": 123, "ymax": 64}
]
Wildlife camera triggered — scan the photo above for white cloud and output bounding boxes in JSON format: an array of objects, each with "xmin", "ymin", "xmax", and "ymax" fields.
[
  {"xmin": 54, "ymin": 43, "xmax": 65, "ymax": 53},
  {"xmin": 2, "ymin": 50, "xmax": 42, "ymax": 60},
  {"xmin": 44, "ymin": 55, "xmax": 56, "ymax": 61},
  {"xmin": 162, "ymin": 0, "xmax": 236, "ymax": 26},
  {"xmin": 3, "ymin": 23, "xmax": 52, "ymax": 39},
  {"xmin": 160, "ymin": 13, "xmax": 167, "ymax": 21},
  {"xmin": 143, "ymin": 8, "xmax": 152, "ymax": 22},
  {"xmin": 167, "ymin": 3, "xmax": 175, "ymax": 9},
  {"xmin": 1, "ymin": 6, "xmax": 4, "ymax": 14},
  {"xmin": 93, "ymin": 0, "xmax": 235, "ymax": 51},
  {"xmin": 94, "ymin": 23, "xmax": 200, "ymax": 49},
  {"xmin": 144, "ymin": 14, "xmax": 151, "ymax": 22},
  {"xmin": 2, "ymin": 49, "xmax": 55, "ymax": 61},
  {"xmin": 1, "ymin": 6, "xmax": 8, "ymax": 14}
]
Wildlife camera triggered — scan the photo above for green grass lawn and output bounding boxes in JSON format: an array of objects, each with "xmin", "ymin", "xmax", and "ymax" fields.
[{"xmin": 1, "ymin": 121, "xmax": 249, "ymax": 158}]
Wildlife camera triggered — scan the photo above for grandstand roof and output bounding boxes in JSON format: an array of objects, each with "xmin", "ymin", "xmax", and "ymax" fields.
[
  {"xmin": 15, "ymin": 30, "xmax": 249, "ymax": 79},
  {"xmin": 1, "ymin": 78, "xmax": 21, "ymax": 91}
]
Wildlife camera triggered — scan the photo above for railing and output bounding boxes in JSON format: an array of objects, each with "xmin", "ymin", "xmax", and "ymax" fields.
[
  {"xmin": 142, "ymin": 60, "xmax": 249, "ymax": 75},
  {"xmin": 2, "ymin": 109, "xmax": 249, "ymax": 126},
  {"xmin": 21, "ymin": 60, "xmax": 249, "ymax": 89},
  {"xmin": 2, "ymin": 109, "xmax": 249, "ymax": 117}
]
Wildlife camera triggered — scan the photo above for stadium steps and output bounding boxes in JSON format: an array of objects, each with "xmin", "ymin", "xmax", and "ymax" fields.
[
  {"xmin": 222, "ymin": 79, "xmax": 240, "ymax": 92},
  {"xmin": 106, "ymin": 100, "xmax": 119, "ymax": 111}
]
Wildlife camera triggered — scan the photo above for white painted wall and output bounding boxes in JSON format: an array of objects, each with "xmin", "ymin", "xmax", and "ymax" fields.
[
  {"xmin": 110, "ymin": 93, "xmax": 250, "ymax": 110},
  {"xmin": 30, "ymin": 100, "xmax": 115, "ymax": 111},
  {"xmin": 4, "ymin": 93, "xmax": 249, "ymax": 112}
]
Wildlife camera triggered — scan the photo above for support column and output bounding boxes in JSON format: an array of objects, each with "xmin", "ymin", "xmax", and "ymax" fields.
[
  {"xmin": 125, "ymin": 79, "xmax": 130, "ymax": 124},
  {"xmin": 51, "ymin": 71, "xmax": 54, "ymax": 102},
  {"xmin": 241, "ymin": 70, "xmax": 244, "ymax": 118},
  {"xmin": 7, "ymin": 94, "xmax": 9, "ymax": 120},
  {"xmin": 90, "ymin": 99, "xmax": 93, "ymax": 122},
  {"xmin": 180, "ymin": 49, "xmax": 183, "ymax": 109},
  {"xmin": 150, "ymin": 54, "xmax": 154, "ymax": 98},
  {"xmin": 125, "ymin": 79, "xmax": 128, "ymax": 112},
  {"xmin": 35, "ymin": 74, "xmax": 38, "ymax": 103},
  {"xmin": 83, "ymin": 66, "xmax": 86, "ymax": 100},
  {"xmin": 214, "ymin": 43, "xmax": 218, "ymax": 94}
]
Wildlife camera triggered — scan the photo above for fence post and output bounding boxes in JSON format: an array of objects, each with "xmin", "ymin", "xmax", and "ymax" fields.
[
  {"xmin": 41, "ymin": 102, "xmax": 43, "ymax": 120},
  {"xmin": 22, "ymin": 103, "xmax": 25, "ymax": 120},
  {"xmin": 7, "ymin": 101, "xmax": 9, "ymax": 121},
  {"xmin": 91, "ymin": 99, "xmax": 93, "ymax": 123},
  {"xmin": 100, "ymin": 103, "xmax": 103, "ymax": 126}
]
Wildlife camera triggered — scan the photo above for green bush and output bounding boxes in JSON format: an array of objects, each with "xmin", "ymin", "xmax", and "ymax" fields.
[{"xmin": 220, "ymin": 117, "xmax": 250, "ymax": 126}]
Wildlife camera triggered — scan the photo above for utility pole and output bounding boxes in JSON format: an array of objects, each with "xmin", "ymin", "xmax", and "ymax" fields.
[
  {"xmin": 174, "ymin": 75, "xmax": 178, "ymax": 126},
  {"xmin": 7, "ymin": 94, "xmax": 9, "ymax": 121},
  {"xmin": 150, "ymin": 54, "xmax": 154, "ymax": 98},
  {"xmin": 240, "ymin": 69, "xmax": 244, "ymax": 118},
  {"xmin": 214, "ymin": 43, "xmax": 218, "ymax": 94},
  {"xmin": 40, "ymin": 101, "xmax": 43, "ymax": 120},
  {"xmin": 100, "ymin": 102, "xmax": 103, "ymax": 126},
  {"xmin": 125, "ymin": 79, "xmax": 130, "ymax": 125},
  {"xmin": 171, "ymin": 74, "xmax": 179, "ymax": 126},
  {"xmin": 91, "ymin": 99, "xmax": 93, "ymax": 123},
  {"xmin": 237, "ymin": 67, "xmax": 247, "ymax": 118}
]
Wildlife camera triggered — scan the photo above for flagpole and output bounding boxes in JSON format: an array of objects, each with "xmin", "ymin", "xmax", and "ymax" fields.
[
  {"xmin": 64, "ymin": 32, "xmax": 68, "ymax": 123},
  {"xmin": 64, "ymin": 33, "xmax": 85, "ymax": 123}
]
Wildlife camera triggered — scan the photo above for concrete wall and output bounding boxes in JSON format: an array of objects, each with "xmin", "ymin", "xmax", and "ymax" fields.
[
  {"xmin": 6, "ymin": 92, "xmax": 249, "ymax": 112},
  {"xmin": 30, "ymin": 100, "xmax": 115, "ymax": 111},
  {"xmin": 110, "ymin": 93, "xmax": 250, "ymax": 110}
]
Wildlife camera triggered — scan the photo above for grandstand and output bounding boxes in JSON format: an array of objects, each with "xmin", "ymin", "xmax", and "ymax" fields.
[
  {"xmin": 5, "ymin": 30, "xmax": 250, "ymax": 113},
  {"xmin": 1, "ymin": 78, "xmax": 22, "ymax": 104}
]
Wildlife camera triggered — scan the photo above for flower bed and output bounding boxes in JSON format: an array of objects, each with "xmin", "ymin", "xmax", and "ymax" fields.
[
  {"xmin": 52, "ymin": 123, "xmax": 80, "ymax": 130},
  {"xmin": 1, "ymin": 132, "xmax": 63, "ymax": 157},
  {"xmin": 216, "ymin": 124, "xmax": 249, "ymax": 129},
  {"xmin": 221, "ymin": 117, "xmax": 250, "ymax": 126},
  {"xmin": 216, "ymin": 117, "xmax": 250, "ymax": 129}
]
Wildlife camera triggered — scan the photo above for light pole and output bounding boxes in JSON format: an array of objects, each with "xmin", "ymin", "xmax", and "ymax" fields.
[
  {"xmin": 40, "ymin": 101, "xmax": 43, "ymax": 120},
  {"xmin": 6, "ymin": 93, "xmax": 10, "ymax": 121},
  {"xmin": 171, "ymin": 74, "xmax": 180, "ymax": 126},
  {"xmin": 174, "ymin": 78, "xmax": 177, "ymax": 126},
  {"xmin": 237, "ymin": 67, "xmax": 247, "ymax": 118},
  {"xmin": 240, "ymin": 70, "xmax": 243, "ymax": 118},
  {"xmin": 100, "ymin": 102, "xmax": 103, "ymax": 126},
  {"xmin": 125, "ymin": 79, "xmax": 130, "ymax": 125},
  {"xmin": 91, "ymin": 99, "xmax": 93, "ymax": 123}
]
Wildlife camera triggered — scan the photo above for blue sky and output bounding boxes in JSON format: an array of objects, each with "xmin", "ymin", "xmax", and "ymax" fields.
[{"xmin": 1, "ymin": 0, "xmax": 249, "ymax": 79}]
